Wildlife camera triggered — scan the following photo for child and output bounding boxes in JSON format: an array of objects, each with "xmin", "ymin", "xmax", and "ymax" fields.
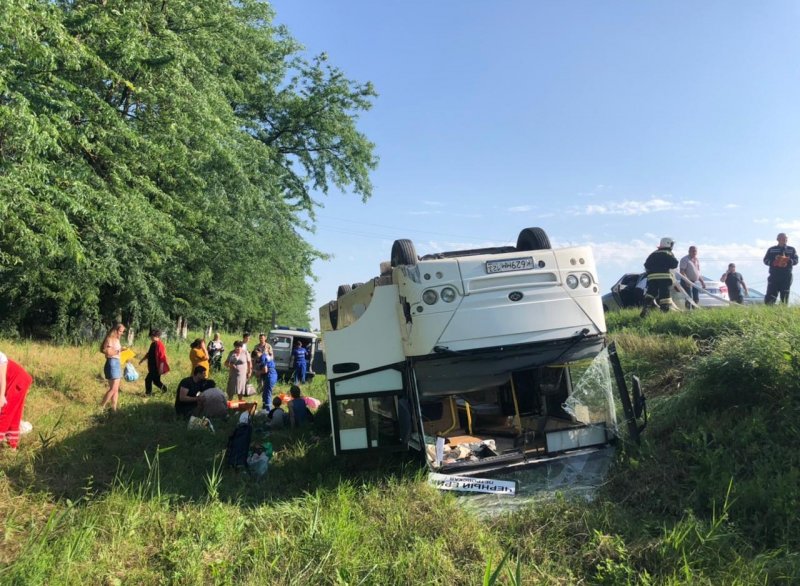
[
  {"xmin": 288, "ymin": 384, "xmax": 314, "ymax": 429},
  {"xmin": 268, "ymin": 396, "xmax": 287, "ymax": 429}
]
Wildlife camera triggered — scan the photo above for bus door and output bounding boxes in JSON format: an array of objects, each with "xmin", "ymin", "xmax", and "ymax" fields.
[{"xmin": 329, "ymin": 366, "xmax": 411, "ymax": 454}]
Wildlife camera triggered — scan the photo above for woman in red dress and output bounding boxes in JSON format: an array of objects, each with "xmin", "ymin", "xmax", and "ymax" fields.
[{"xmin": 0, "ymin": 350, "xmax": 33, "ymax": 450}]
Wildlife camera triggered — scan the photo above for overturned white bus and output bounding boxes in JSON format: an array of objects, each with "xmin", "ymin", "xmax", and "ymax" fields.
[{"xmin": 318, "ymin": 228, "xmax": 645, "ymax": 475}]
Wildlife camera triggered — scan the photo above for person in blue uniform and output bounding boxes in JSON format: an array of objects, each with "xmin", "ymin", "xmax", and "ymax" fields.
[
  {"xmin": 290, "ymin": 340, "xmax": 308, "ymax": 384},
  {"xmin": 255, "ymin": 344, "xmax": 278, "ymax": 410}
]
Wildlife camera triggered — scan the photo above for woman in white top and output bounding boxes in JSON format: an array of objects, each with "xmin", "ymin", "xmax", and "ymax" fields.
[{"xmin": 100, "ymin": 323, "xmax": 125, "ymax": 411}]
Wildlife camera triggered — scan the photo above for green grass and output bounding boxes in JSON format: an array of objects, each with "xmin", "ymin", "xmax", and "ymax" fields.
[{"xmin": 2, "ymin": 311, "xmax": 800, "ymax": 584}]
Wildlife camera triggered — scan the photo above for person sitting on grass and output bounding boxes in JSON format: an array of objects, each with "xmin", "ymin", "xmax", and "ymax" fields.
[
  {"xmin": 197, "ymin": 386, "xmax": 228, "ymax": 420},
  {"xmin": 288, "ymin": 384, "xmax": 314, "ymax": 429},
  {"xmin": 174, "ymin": 366, "xmax": 216, "ymax": 419},
  {"xmin": 268, "ymin": 396, "xmax": 287, "ymax": 429}
]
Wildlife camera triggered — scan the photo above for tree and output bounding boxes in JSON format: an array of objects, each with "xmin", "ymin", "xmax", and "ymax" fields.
[{"xmin": 0, "ymin": 0, "xmax": 377, "ymax": 339}]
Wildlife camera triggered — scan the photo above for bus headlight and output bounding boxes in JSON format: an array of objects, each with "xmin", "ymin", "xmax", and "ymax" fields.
[
  {"xmin": 579, "ymin": 273, "xmax": 592, "ymax": 288},
  {"xmin": 566, "ymin": 275, "xmax": 579, "ymax": 289},
  {"xmin": 422, "ymin": 289, "xmax": 438, "ymax": 305},
  {"xmin": 440, "ymin": 287, "xmax": 457, "ymax": 303}
]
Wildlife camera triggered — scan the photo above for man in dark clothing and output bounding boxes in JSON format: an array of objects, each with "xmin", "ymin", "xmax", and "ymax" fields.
[
  {"xmin": 641, "ymin": 237, "xmax": 679, "ymax": 317},
  {"xmin": 763, "ymin": 233, "xmax": 798, "ymax": 305},
  {"xmin": 174, "ymin": 366, "xmax": 217, "ymax": 418},
  {"xmin": 720, "ymin": 263, "xmax": 748, "ymax": 304}
]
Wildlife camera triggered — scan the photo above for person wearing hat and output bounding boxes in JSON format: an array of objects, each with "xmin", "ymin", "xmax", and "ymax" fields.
[
  {"xmin": 763, "ymin": 233, "xmax": 798, "ymax": 305},
  {"xmin": 641, "ymin": 237, "xmax": 679, "ymax": 317}
]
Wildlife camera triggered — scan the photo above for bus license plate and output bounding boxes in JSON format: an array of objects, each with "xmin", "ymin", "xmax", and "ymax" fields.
[{"xmin": 485, "ymin": 257, "xmax": 534, "ymax": 274}]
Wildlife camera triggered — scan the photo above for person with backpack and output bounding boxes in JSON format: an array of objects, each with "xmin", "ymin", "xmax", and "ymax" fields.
[{"xmin": 139, "ymin": 329, "xmax": 170, "ymax": 395}]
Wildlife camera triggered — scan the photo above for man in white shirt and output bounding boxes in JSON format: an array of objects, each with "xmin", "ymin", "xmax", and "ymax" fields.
[{"xmin": 679, "ymin": 246, "xmax": 705, "ymax": 308}]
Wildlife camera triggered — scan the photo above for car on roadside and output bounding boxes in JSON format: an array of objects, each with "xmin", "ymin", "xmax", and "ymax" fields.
[
  {"xmin": 267, "ymin": 327, "xmax": 322, "ymax": 380},
  {"xmin": 603, "ymin": 272, "xmax": 729, "ymax": 312},
  {"xmin": 741, "ymin": 288, "xmax": 765, "ymax": 305}
]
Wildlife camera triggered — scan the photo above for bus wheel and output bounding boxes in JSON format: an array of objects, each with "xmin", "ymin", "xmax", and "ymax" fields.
[
  {"xmin": 337, "ymin": 284, "xmax": 352, "ymax": 298},
  {"xmin": 516, "ymin": 227, "xmax": 551, "ymax": 251},
  {"xmin": 391, "ymin": 239, "xmax": 418, "ymax": 267}
]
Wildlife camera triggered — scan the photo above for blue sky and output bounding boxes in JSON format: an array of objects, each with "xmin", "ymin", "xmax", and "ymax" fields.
[{"xmin": 271, "ymin": 1, "xmax": 800, "ymax": 326}]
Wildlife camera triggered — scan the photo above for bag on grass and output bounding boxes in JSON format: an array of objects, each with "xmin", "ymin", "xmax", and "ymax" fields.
[
  {"xmin": 225, "ymin": 421, "xmax": 252, "ymax": 468},
  {"xmin": 124, "ymin": 362, "xmax": 139, "ymax": 382},
  {"xmin": 243, "ymin": 383, "xmax": 257, "ymax": 396},
  {"xmin": 246, "ymin": 451, "xmax": 268, "ymax": 478},
  {"xmin": 187, "ymin": 415, "xmax": 215, "ymax": 433}
]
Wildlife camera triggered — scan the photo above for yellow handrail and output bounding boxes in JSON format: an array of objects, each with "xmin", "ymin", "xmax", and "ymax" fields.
[{"xmin": 442, "ymin": 396, "xmax": 459, "ymax": 435}]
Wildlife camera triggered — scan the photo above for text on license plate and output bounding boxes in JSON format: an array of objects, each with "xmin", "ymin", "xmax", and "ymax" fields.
[{"xmin": 485, "ymin": 257, "xmax": 534, "ymax": 274}]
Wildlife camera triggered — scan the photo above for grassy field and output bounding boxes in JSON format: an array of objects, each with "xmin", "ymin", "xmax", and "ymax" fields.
[{"xmin": 2, "ymin": 309, "xmax": 800, "ymax": 584}]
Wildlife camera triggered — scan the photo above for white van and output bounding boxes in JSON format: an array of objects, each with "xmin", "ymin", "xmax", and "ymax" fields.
[
  {"xmin": 267, "ymin": 327, "xmax": 321, "ymax": 380},
  {"xmin": 318, "ymin": 228, "xmax": 645, "ymax": 475}
]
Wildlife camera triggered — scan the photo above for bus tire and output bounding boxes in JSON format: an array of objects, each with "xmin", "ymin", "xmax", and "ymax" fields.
[
  {"xmin": 391, "ymin": 239, "xmax": 418, "ymax": 267},
  {"xmin": 337, "ymin": 284, "xmax": 352, "ymax": 298},
  {"xmin": 516, "ymin": 227, "xmax": 551, "ymax": 251}
]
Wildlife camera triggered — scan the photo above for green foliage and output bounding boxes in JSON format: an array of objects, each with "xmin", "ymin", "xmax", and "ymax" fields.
[
  {"xmin": 0, "ymin": 0, "xmax": 377, "ymax": 339},
  {"xmin": 5, "ymin": 308, "xmax": 800, "ymax": 583},
  {"xmin": 607, "ymin": 307, "xmax": 800, "ymax": 555}
]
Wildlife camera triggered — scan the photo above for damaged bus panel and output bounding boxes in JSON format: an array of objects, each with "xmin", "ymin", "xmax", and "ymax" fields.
[{"xmin": 318, "ymin": 227, "xmax": 645, "ymax": 475}]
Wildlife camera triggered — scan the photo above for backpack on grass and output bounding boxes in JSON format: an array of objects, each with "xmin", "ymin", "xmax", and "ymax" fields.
[{"xmin": 225, "ymin": 421, "xmax": 252, "ymax": 469}]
